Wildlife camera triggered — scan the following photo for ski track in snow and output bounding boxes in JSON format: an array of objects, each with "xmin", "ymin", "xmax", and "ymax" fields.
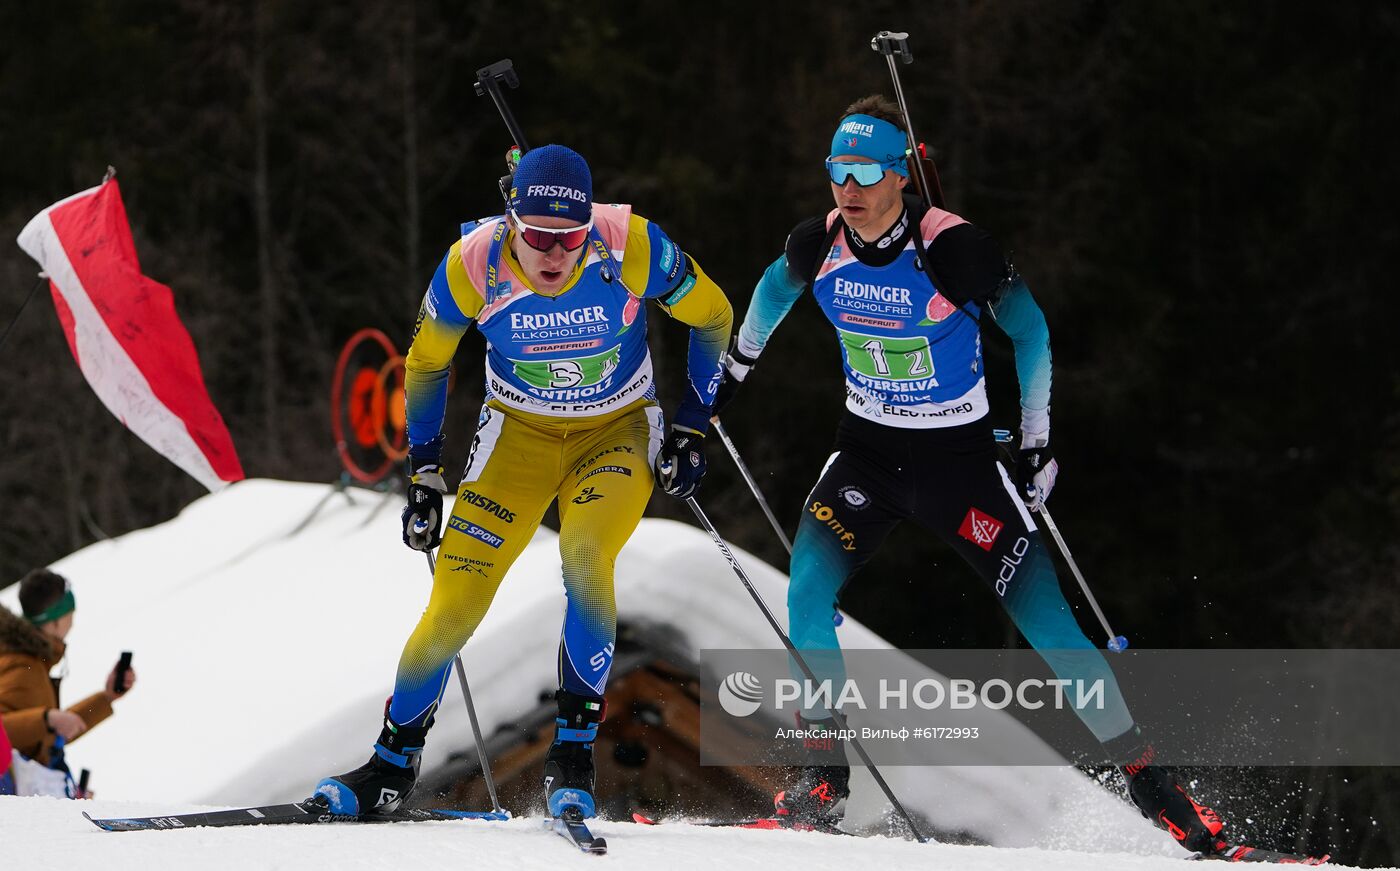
[{"xmin": 0, "ymin": 797, "xmax": 1373, "ymax": 870}]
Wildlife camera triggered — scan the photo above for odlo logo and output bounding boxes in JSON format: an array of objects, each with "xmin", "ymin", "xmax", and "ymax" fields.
[
  {"xmin": 995, "ymin": 536, "xmax": 1030, "ymax": 597},
  {"xmin": 718, "ymin": 671, "xmax": 764, "ymax": 717}
]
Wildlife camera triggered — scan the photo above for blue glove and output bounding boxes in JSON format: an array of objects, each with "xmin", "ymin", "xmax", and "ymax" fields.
[
  {"xmin": 654, "ymin": 427, "xmax": 706, "ymax": 499},
  {"xmin": 402, "ymin": 462, "xmax": 448, "ymax": 551}
]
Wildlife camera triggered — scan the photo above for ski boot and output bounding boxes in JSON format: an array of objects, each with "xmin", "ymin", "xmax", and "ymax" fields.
[
  {"xmin": 775, "ymin": 764, "xmax": 850, "ymax": 825},
  {"xmin": 311, "ymin": 709, "xmax": 431, "ymax": 815},
  {"xmin": 1108, "ymin": 728, "xmax": 1227, "ymax": 855},
  {"xmin": 542, "ymin": 689, "xmax": 606, "ymax": 819},
  {"xmin": 774, "ymin": 715, "xmax": 850, "ymax": 825}
]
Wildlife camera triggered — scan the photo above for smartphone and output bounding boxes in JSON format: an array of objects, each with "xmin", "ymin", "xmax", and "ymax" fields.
[{"xmin": 114, "ymin": 651, "xmax": 133, "ymax": 694}]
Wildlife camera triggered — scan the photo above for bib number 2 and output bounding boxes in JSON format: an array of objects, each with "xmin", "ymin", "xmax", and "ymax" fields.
[{"xmin": 852, "ymin": 334, "xmax": 937, "ymax": 383}]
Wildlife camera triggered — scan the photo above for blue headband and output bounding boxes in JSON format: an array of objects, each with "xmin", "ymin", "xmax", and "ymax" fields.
[{"xmin": 830, "ymin": 114, "xmax": 909, "ymax": 176}]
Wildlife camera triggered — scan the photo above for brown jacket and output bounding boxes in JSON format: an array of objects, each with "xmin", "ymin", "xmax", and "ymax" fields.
[{"xmin": 0, "ymin": 606, "xmax": 112, "ymax": 765}]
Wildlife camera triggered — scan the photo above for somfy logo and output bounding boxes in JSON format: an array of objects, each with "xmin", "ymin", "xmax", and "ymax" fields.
[{"xmin": 718, "ymin": 671, "xmax": 764, "ymax": 717}]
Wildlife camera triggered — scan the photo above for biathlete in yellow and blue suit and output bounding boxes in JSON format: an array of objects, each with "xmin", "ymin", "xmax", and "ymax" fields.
[{"xmin": 314, "ymin": 144, "xmax": 732, "ymax": 820}]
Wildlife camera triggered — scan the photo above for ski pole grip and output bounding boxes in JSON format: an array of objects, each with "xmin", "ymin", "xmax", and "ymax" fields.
[
  {"xmin": 78, "ymin": 768, "xmax": 91, "ymax": 796},
  {"xmin": 870, "ymin": 30, "xmax": 913, "ymax": 63}
]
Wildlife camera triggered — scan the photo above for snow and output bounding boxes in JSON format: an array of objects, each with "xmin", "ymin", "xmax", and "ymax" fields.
[
  {"xmin": 0, "ymin": 479, "xmax": 1359, "ymax": 867},
  {"xmin": 0, "ymin": 795, "xmax": 1364, "ymax": 870}
]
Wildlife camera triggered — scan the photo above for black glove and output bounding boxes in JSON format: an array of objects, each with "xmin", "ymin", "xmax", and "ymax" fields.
[
  {"xmin": 1016, "ymin": 441, "xmax": 1058, "ymax": 509},
  {"xmin": 710, "ymin": 340, "xmax": 758, "ymax": 419},
  {"xmin": 402, "ymin": 461, "xmax": 448, "ymax": 551},
  {"xmin": 654, "ymin": 426, "xmax": 707, "ymax": 499}
]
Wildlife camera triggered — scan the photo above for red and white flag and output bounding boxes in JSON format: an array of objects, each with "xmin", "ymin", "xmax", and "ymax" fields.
[{"xmin": 17, "ymin": 177, "xmax": 243, "ymax": 491}]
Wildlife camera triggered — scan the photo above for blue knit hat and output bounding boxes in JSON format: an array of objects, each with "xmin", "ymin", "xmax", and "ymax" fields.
[{"xmin": 508, "ymin": 144, "xmax": 593, "ymax": 224}]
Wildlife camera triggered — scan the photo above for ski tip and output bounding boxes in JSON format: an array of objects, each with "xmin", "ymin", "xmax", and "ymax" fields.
[
  {"xmin": 631, "ymin": 812, "xmax": 657, "ymax": 825},
  {"xmin": 1200, "ymin": 844, "xmax": 1333, "ymax": 865},
  {"xmin": 82, "ymin": 812, "xmax": 118, "ymax": 832}
]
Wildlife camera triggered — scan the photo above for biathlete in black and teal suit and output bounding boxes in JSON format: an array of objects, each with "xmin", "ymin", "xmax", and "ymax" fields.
[
  {"xmin": 713, "ymin": 96, "xmax": 1229, "ymax": 855},
  {"xmin": 315, "ymin": 144, "xmax": 731, "ymax": 820}
]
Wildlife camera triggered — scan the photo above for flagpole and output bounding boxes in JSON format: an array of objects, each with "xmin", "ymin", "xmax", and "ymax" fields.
[{"xmin": 0, "ymin": 275, "xmax": 46, "ymax": 356}]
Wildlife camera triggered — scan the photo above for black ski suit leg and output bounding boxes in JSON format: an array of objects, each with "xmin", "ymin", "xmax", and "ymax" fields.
[
  {"xmin": 909, "ymin": 429, "xmax": 1137, "ymax": 744},
  {"xmin": 788, "ymin": 435, "xmax": 909, "ymax": 719}
]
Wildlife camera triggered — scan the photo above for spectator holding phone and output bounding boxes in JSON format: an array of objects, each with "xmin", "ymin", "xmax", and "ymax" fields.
[{"xmin": 0, "ymin": 569, "xmax": 136, "ymax": 775}]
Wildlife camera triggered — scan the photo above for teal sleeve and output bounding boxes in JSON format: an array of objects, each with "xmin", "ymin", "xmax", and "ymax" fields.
[
  {"xmin": 989, "ymin": 278, "xmax": 1052, "ymax": 442},
  {"xmin": 735, "ymin": 255, "xmax": 807, "ymax": 359}
]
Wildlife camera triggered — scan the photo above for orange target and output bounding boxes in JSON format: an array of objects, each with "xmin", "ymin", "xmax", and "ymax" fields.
[
  {"xmin": 374, "ymin": 355, "xmax": 407, "ymax": 461},
  {"xmin": 331, "ymin": 329, "xmax": 399, "ymax": 483}
]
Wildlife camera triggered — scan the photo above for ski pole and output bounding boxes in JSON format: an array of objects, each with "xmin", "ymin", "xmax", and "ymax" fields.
[
  {"xmin": 422, "ymin": 546, "xmax": 506, "ymax": 814},
  {"xmin": 1034, "ymin": 507, "xmax": 1129, "ymax": 652},
  {"xmin": 711, "ymin": 418, "xmax": 845, "ymax": 627},
  {"xmin": 712, "ymin": 419, "xmax": 792, "ymax": 554},
  {"xmin": 685, "ymin": 496, "xmax": 929, "ymax": 844},
  {"xmin": 991, "ymin": 429, "xmax": 1128, "ymax": 652}
]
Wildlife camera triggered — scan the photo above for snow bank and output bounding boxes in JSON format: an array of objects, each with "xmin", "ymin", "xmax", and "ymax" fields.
[{"xmin": 4, "ymin": 479, "xmax": 1164, "ymax": 854}]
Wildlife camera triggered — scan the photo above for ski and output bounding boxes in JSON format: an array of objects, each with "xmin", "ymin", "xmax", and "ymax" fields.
[
  {"xmin": 1193, "ymin": 844, "xmax": 1331, "ymax": 865},
  {"xmin": 549, "ymin": 806, "xmax": 607, "ymax": 854},
  {"xmin": 631, "ymin": 810, "xmax": 849, "ymax": 835},
  {"xmin": 84, "ymin": 801, "xmax": 510, "ymax": 832}
]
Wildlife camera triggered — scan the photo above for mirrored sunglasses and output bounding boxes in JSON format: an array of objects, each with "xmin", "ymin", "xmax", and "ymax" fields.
[
  {"xmin": 825, "ymin": 157, "xmax": 904, "ymax": 187},
  {"xmin": 510, "ymin": 211, "xmax": 593, "ymax": 251}
]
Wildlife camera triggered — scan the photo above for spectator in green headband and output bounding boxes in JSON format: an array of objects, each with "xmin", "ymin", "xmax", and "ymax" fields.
[{"xmin": 1, "ymin": 569, "xmax": 137, "ymax": 787}]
